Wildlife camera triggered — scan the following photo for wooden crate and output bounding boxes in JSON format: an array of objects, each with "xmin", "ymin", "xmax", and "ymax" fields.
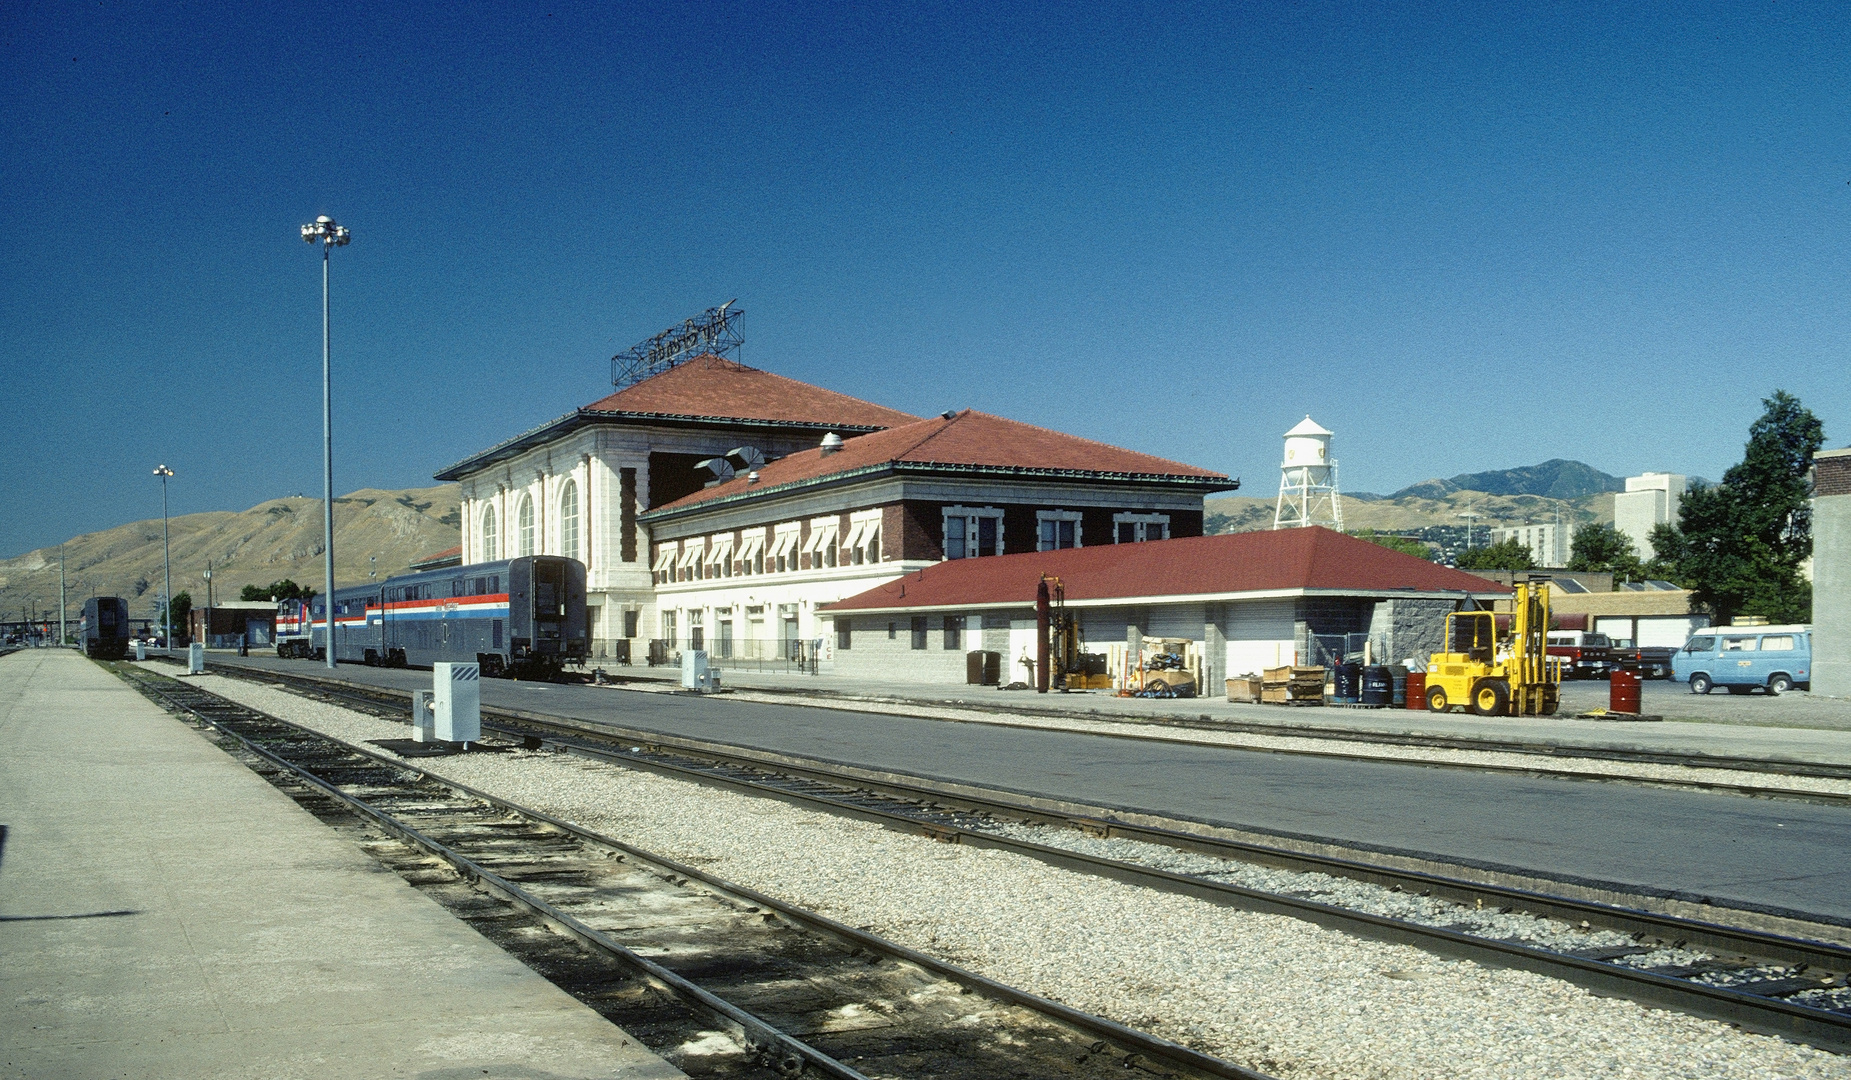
[
  {"xmin": 1227, "ymin": 676, "xmax": 1263, "ymax": 703},
  {"xmin": 1261, "ymin": 665, "xmax": 1325, "ymax": 704}
]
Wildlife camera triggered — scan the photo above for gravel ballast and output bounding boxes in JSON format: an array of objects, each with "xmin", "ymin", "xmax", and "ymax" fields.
[{"xmin": 183, "ymin": 672, "xmax": 1851, "ymax": 1080}]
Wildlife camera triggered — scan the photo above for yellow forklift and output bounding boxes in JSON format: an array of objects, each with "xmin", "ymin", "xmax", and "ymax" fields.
[{"xmin": 1424, "ymin": 578, "xmax": 1561, "ymax": 716}]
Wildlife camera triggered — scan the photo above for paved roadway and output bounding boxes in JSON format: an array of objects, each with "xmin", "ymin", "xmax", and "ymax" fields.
[{"xmin": 213, "ymin": 654, "xmax": 1851, "ymax": 925}]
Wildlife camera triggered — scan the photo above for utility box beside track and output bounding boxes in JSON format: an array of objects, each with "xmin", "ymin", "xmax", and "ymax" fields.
[{"xmin": 433, "ymin": 662, "xmax": 481, "ymax": 743}]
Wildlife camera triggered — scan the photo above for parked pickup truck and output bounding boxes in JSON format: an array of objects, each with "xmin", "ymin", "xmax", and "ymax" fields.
[
  {"xmin": 1608, "ymin": 639, "xmax": 1676, "ymax": 680},
  {"xmin": 1546, "ymin": 631, "xmax": 1613, "ymax": 679}
]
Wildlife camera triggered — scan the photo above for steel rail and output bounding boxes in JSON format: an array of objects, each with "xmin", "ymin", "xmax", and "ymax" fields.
[
  {"xmin": 121, "ymin": 665, "xmax": 1273, "ymax": 1080},
  {"xmin": 198, "ymin": 663, "xmax": 1851, "ymax": 939},
  {"xmin": 187, "ymin": 662, "xmax": 1851, "ymax": 1053}
]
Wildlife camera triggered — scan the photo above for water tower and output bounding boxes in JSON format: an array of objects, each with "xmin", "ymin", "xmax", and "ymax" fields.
[{"xmin": 1273, "ymin": 416, "xmax": 1343, "ymax": 530}]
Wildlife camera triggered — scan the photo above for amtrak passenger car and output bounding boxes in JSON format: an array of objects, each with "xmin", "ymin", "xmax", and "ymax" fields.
[
  {"xmin": 81, "ymin": 596, "xmax": 131, "ymax": 659},
  {"xmin": 276, "ymin": 556, "xmax": 587, "ymax": 677}
]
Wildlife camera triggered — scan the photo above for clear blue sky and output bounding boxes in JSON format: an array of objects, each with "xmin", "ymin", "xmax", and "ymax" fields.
[{"xmin": 4, "ymin": 1, "xmax": 1847, "ymax": 557}]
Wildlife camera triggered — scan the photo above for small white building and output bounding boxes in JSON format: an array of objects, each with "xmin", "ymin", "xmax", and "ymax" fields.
[{"xmin": 1613, "ymin": 472, "xmax": 1687, "ymax": 559}]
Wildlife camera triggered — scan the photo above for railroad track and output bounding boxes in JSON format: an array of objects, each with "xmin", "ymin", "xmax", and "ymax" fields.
[
  {"xmin": 113, "ymin": 663, "xmax": 1268, "ymax": 1080},
  {"xmin": 183, "ymin": 658, "xmax": 1851, "ymax": 1055}
]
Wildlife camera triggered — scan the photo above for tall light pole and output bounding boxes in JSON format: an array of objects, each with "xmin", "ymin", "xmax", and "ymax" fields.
[
  {"xmin": 58, "ymin": 543, "xmax": 67, "ymax": 648},
  {"xmin": 302, "ymin": 215, "xmax": 350, "ymax": 669},
  {"xmin": 153, "ymin": 465, "xmax": 174, "ymax": 650}
]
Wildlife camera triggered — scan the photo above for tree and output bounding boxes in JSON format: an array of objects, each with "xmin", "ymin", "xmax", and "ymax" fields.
[
  {"xmin": 1567, "ymin": 522, "xmax": 1644, "ymax": 580},
  {"xmin": 167, "ymin": 591, "xmax": 192, "ymax": 642},
  {"xmin": 1350, "ymin": 530, "xmax": 1433, "ymax": 560},
  {"xmin": 1454, "ymin": 537, "xmax": 1535, "ymax": 571},
  {"xmin": 1652, "ymin": 390, "xmax": 1824, "ymax": 624},
  {"xmin": 240, "ymin": 579, "xmax": 313, "ymax": 602}
]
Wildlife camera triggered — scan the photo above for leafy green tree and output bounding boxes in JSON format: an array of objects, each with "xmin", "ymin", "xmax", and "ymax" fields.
[
  {"xmin": 1454, "ymin": 537, "xmax": 1535, "ymax": 571},
  {"xmin": 167, "ymin": 591, "xmax": 192, "ymax": 641},
  {"xmin": 1653, "ymin": 390, "xmax": 1823, "ymax": 624},
  {"xmin": 1567, "ymin": 522, "xmax": 1644, "ymax": 580},
  {"xmin": 240, "ymin": 579, "xmax": 313, "ymax": 602},
  {"xmin": 1350, "ymin": 530, "xmax": 1433, "ymax": 560},
  {"xmin": 1642, "ymin": 523, "xmax": 1687, "ymax": 584}
]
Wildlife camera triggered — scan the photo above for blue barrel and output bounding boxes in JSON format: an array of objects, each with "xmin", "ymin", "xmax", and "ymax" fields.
[
  {"xmin": 1332, "ymin": 662, "xmax": 1363, "ymax": 703},
  {"xmin": 1361, "ymin": 665, "xmax": 1393, "ymax": 707},
  {"xmin": 1389, "ymin": 664, "xmax": 1408, "ymax": 707}
]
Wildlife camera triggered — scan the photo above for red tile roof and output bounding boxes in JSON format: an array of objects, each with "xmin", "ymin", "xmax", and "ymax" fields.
[
  {"xmin": 581, "ymin": 355, "xmax": 920, "ymax": 429},
  {"xmin": 645, "ymin": 409, "xmax": 1231, "ymax": 517},
  {"xmin": 409, "ymin": 545, "xmax": 463, "ymax": 570},
  {"xmin": 823, "ymin": 527, "xmax": 1508, "ymax": 612}
]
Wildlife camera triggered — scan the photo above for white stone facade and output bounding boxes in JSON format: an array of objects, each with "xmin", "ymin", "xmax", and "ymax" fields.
[
  {"xmin": 1490, "ymin": 523, "xmax": 1567, "ymax": 568},
  {"xmin": 1613, "ymin": 472, "xmax": 1687, "ymax": 560}
]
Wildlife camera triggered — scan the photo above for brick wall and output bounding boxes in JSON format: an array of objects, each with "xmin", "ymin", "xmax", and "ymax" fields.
[{"xmin": 1818, "ymin": 452, "xmax": 1851, "ymax": 498}]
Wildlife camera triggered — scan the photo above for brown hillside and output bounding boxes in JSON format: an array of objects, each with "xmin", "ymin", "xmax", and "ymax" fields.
[
  {"xmin": 0, "ymin": 485, "xmax": 461, "ymax": 626},
  {"xmin": 1206, "ymin": 491, "xmax": 1616, "ymax": 535}
]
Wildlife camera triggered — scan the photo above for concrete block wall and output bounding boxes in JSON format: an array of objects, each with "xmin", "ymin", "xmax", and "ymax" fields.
[{"xmin": 831, "ymin": 613, "xmax": 975, "ymax": 683}]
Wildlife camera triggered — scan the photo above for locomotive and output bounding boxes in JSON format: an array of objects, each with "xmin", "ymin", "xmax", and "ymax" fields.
[
  {"xmin": 276, "ymin": 555, "xmax": 586, "ymax": 678},
  {"xmin": 81, "ymin": 596, "xmax": 132, "ymax": 660}
]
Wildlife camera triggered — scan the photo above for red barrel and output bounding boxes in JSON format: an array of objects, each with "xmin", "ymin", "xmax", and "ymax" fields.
[
  {"xmin": 1405, "ymin": 671, "xmax": 1426, "ymax": 710},
  {"xmin": 1610, "ymin": 669, "xmax": 1641, "ymax": 714}
]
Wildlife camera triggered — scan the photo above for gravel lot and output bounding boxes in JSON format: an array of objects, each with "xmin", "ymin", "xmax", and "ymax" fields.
[{"xmin": 183, "ymin": 671, "xmax": 1851, "ymax": 1080}]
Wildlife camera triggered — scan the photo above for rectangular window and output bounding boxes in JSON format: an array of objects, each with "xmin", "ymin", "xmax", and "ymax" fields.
[
  {"xmin": 942, "ymin": 615, "xmax": 962, "ymax": 651},
  {"xmin": 1761, "ymin": 635, "xmax": 1795, "ymax": 651},
  {"xmin": 836, "ymin": 619, "xmax": 851, "ymax": 650},
  {"xmin": 888, "ymin": 621, "xmax": 897, "ymax": 640},
  {"xmin": 662, "ymin": 610, "xmax": 677, "ymax": 648},
  {"xmin": 1038, "ymin": 517, "xmax": 1078, "ymax": 551},
  {"xmin": 623, "ymin": 610, "xmax": 639, "ymax": 638},
  {"xmin": 1113, "ymin": 513, "xmax": 1170, "ymax": 543},
  {"xmin": 910, "ymin": 616, "xmax": 928, "ymax": 650},
  {"xmin": 944, "ymin": 508, "xmax": 1001, "ymax": 559},
  {"xmin": 492, "ymin": 619, "xmax": 503, "ymax": 648},
  {"xmin": 1722, "ymin": 636, "xmax": 1757, "ymax": 651},
  {"xmin": 1685, "ymin": 636, "xmax": 1715, "ymax": 653},
  {"xmin": 689, "ymin": 611, "xmax": 704, "ymax": 652}
]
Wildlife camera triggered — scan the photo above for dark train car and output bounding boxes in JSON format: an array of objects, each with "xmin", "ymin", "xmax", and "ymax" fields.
[
  {"xmin": 81, "ymin": 596, "xmax": 131, "ymax": 659},
  {"xmin": 281, "ymin": 556, "xmax": 586, "ymax": 677}
]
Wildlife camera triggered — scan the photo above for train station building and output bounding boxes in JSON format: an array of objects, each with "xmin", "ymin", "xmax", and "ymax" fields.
[{"xmin": 437, "ymin": 347, "xmax": 1508, "ymax": 680}]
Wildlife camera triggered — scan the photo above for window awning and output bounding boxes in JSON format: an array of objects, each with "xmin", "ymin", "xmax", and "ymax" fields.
[
  {"xmin": 677, "ymin": 541, "xmax": 706, "ymax": 569},
  {"xmin": 841, "ymin": 519, "xmax": 869, "ymax": 552},
  {"xmin": 652, "ymin": 545, "xmax": 677, "ymax": 572},
  {"xmin": 737, "ymin": 531, "xmax": 766, "ymax": 561},
  {"xmin": 707, "ymin": 536, "xmax": 734, "ymax": 563},
  {"xmin": 769, "ymin": 529, "xmax": 800, "ymax": 559},
  {"xmin": 801, "ymin": 522, "xmax": 839, "ymax": 554}
]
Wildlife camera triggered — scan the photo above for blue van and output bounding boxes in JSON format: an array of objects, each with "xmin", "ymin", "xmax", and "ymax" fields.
[{"xmin": 1671, "ymin": 626, "xmax": 1811, "ymax": 695}]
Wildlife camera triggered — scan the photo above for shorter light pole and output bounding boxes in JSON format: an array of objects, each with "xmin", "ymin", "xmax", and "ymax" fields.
[
  {"xmin": 58, "ymin": 544, "xmax": 67, "ymax": 647},
  {"xmin": 154, "ymin": 465, "xmax": 174, "ymax": 650}
]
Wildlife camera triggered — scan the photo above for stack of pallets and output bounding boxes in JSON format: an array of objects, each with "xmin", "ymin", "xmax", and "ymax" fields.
[{"xmin": 1261, "ymin": 665, "xmax": 1326, "ymax": 704}]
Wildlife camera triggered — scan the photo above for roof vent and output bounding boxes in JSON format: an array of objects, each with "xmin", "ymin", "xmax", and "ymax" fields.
[
  {"xmin": 819, "ymin": 432, "xmax": 844, "ymax": 457},
  {"xmin": 940, "ymin": 410, "xmax": 957, "ymax": 420},
  {"xmin": 747, "ymin": 470, "xmax": 760, "ymax": 484}
]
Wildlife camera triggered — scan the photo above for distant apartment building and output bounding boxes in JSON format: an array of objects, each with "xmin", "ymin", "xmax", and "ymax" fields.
[
  {"xmin": 1613, "ymin": 472, "xmax": 1687, "ymax": 559},
  {"xmin": 1490, "ymin": 523, "xmax": 1567, "ymax": 568}
]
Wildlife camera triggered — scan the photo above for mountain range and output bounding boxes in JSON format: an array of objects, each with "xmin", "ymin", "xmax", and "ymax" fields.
[
  {"xmin": 0, "ymin": 485, "xmax": 462, "ymax": 627},
  {"xmin": 1206, "ymin": 459, "xmax": 1637, "ymax": 537}
]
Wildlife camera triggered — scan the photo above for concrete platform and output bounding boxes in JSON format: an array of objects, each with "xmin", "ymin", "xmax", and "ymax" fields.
[{"xmin": 0, "ymin": 649, "xmax": 681, "ymax": 1080}]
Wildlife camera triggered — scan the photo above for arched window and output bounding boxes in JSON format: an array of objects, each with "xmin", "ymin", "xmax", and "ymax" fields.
[
  {"xmin": 559, "ymin": 480, "xmax": 579, "ymax": 561},
  {"xmin": 518, "ymin": 495, "xmax": 535, "ymax": 556},
  {"xmin": 481, "ymin": 506, "xmax": 498, "ymax": 561}
]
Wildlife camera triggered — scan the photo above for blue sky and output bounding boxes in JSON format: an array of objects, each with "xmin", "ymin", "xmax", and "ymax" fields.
[{"xmin": 3, "ymin": 1, "xmax": 1847, "ymax": 556}]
